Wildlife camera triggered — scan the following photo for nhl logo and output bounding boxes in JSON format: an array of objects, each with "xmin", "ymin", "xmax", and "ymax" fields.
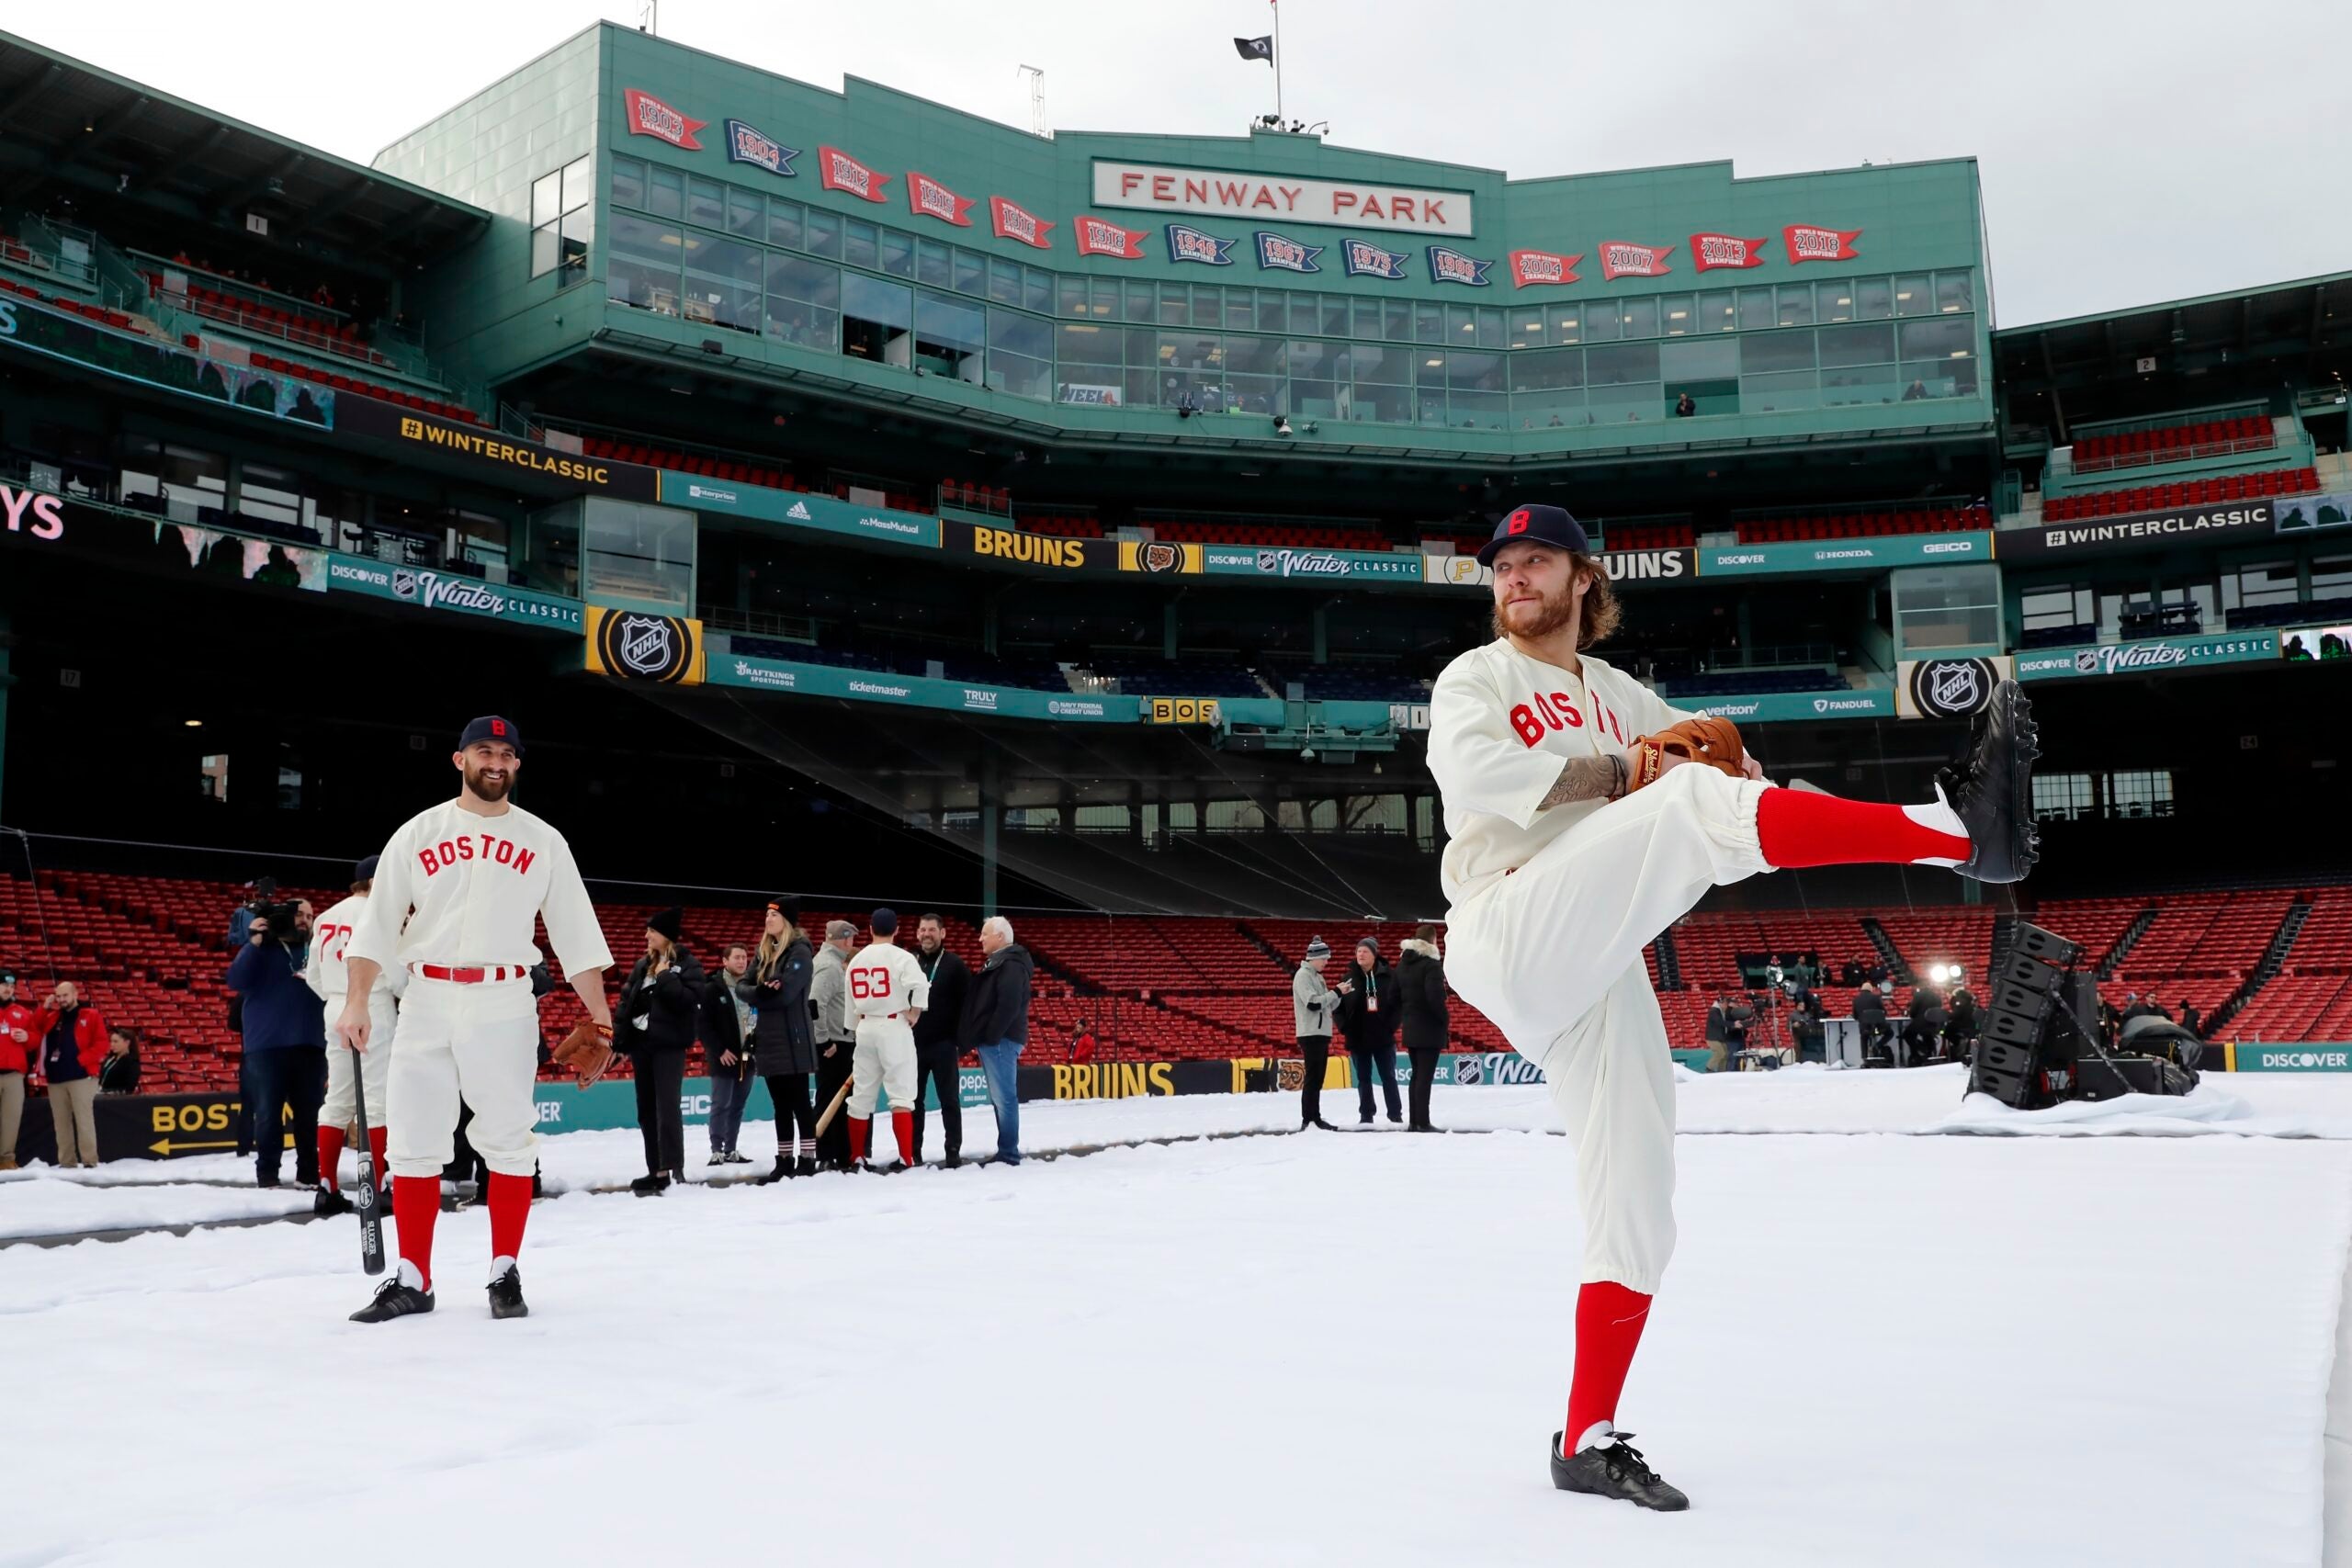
[
  {"xmin": 616, "ymin": 615, "xmax": 674, "ymax": 676},
  {"xmin": 1256, "ymin": 549, "xmax": 1280, "ymax": 572},
  {"xmin": 1453, "ymin": 1055, "xmax": 1484, "ymax": 1086},
  {"xmin": 390, "ymin": 570, "xmax": 418, "ymax": 601},
  {"xmin": 2073, "ymin": 650, "xmax": 2100, "ymax": 674},
  {"xmin": 1907, "ymin": 657, "xmax": 1996, "ymax": 719},
  {"xmin": 1140, "ymin": 541, "xmax": 1185, "ymax": 574}
]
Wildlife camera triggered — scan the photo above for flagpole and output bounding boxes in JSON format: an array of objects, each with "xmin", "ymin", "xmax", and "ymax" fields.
[{"xmin": 1273, "ymin": 0, "xmax": 1284, "ymax": 122}]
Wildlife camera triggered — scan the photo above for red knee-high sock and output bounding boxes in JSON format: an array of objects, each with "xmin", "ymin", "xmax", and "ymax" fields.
[
  {"xmin": 848, "ymin": 1115, "xmax": 871, "ymax": 1165},
  {"xmin": 1565, "ymin": 1280, "xmax": 1654, "ymax": 1451},
  {"xmin": 366, "ymin": 1127, "xmax": 388, "ymax": 1186},
  {"xmin": 487, "ymin": 1172, "xmax": 530, "ymax": 1261},
  {"xmin": 890, "ymin": 1108, "xmax": 915, "ymax": 1166},
  {"xmin": 1755, "ymin": 785, "xmax": 1969, "ymax": 871},
  {"xmin": 391, "ymin": 1175, "xmax": 439, "ymax": 1291},
  {"xmin": 316, "ymin": 1127, "xmax": 346, "ymax": 1193}
]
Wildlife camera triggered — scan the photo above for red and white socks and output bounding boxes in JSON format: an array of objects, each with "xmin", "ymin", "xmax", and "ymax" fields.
[
  {"xmin": 1566, "ymin": 1280, "xmax": 1654, "ymax": 1455},
  {"xmin": 1755, "ymin": 784, "xmax": 1970, "ymax": 872}
]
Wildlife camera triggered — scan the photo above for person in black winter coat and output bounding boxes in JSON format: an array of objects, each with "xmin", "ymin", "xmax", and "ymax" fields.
[
  {"xmin": 698, "ymin": 944, "xmax": 758, "ymax": 1166},
  {"xmin": 1395, "ymin": 925, "xmax": 1449, "ymax": 1132},
  {"xmin": 1850, "ymin": 982, "xmax": 1891, "ymax": 1066},
  {"xmin": 1334, "ymin": 938, "xmax": 1403, "ymax": 1124},
  {"xmin": 750, "ymin": 899, "xmax": 819, "ymax": 1182},
  {"xmin": 961, "ymin": 917, "xmax": 1034, "ymax": 1165},
  {"xmin": 910, "ymin": 913, "xmax": 973, "ymax": 1167},
  {"xmin": 617, "ymin": 908, "xmax": 706, "ymax": 1194}
]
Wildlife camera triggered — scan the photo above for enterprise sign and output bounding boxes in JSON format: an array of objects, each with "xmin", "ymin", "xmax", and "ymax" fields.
[{"xmin": 1091, "ymin": 162, "xmax": 1475, "ymax": 238}]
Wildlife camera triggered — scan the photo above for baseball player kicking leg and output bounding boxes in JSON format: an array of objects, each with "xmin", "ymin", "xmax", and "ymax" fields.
[
  {"xmin": 335, "ymin": 717, "xmax": 615, "ymax": 1324},
  {"xmin": 1430, "ymin": 508, "xmax": 2040, "ymax": 1510}
]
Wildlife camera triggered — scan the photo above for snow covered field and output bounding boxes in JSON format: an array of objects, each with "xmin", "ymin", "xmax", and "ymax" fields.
[{"xmin": 10, "ymin": 1066, "xmax": 2352, "ymax": 1566}]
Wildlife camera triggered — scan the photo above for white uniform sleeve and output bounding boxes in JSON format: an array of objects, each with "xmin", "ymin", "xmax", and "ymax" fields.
[
  {"xmin": 344, "ymin": 822, "xmax": 415, "ymax": 973},
  {"xmin": 1633, "ymin": 680, "xmax": 1700, "ymax": 736},
  {"xmin": 1428, "ymin": 657, "xmax": 1565, "ymax": 830},
  {"xmin": 537, "ymin": 830, "xmax": 614, "ymax": 978},
  {"xmin": 901, "ymin": 950, "xmax": 932, "ymax": 1014}
]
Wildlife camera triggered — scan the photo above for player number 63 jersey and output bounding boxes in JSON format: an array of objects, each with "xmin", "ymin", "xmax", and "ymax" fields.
[{"xmin": 842, "ymin": 942, "xmax": 931, "ymax": 1032}]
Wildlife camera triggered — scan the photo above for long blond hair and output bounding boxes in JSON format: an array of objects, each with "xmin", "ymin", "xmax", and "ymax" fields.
[{"xmin": 755, "ymin": 918, "xmax": 795, "ymax": 983}]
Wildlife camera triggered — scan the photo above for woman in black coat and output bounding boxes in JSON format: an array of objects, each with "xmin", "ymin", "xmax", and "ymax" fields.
[
  {"xmin": 750, "ymin": 898, "xmax": 819, "ymax": 1183},
  {"xmin": 617, "ymin": 908, "xmax": 707, "ymax": 1194},
  {"xmin": 1333, "ymin": 937, "xmax": 1403, "ymax": 1125},
  {"xmin": 1395, "ymin": 925, "xmax": 1450, "ymax": 1132}
]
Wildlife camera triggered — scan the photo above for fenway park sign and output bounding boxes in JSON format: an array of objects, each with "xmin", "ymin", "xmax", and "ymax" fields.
[{"xmin": 1091, "ymin": 161, "xmax": 1476, "ymax": 237}]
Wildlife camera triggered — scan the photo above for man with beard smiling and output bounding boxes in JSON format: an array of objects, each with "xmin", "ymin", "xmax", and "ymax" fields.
[
  {"xmin": 336, "ymin": 716, "xmax": 615, "ymax": 1325},
  {"xmin": 1430, "ymin": 504, "xmax": 2039, "ymax": 1511}
]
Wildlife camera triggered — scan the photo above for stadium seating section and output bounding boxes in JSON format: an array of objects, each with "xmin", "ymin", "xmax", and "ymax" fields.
[
  {"xmin": 241, "ymin": 351, "xmax": 480, "ymax": 424},
  {"xmin": 1017, "ymin": 514, "xmax": 1106, "ymax": 537},
  {"xmin": 141, "ymin": 269, "xmax": 401, "ymax": 372},
  {"xmin": 0, "ymin": 275, "xmax": 141, "ymax": 333},
  {"xmin": 574, "ymin": 435, "xmax": 926, "ymax": 513},
  {"xmin": 1144, "ymin": 518, "xmax": 1392, "ymax": 552},
  {"xmin": 1735, "ymin": 504, "xmax": 1991, "ymax": 545},
  {"xmin": 6, "ymin": 868, "xmax": 2346, "ymax": 1100},
  {"xmin": 2041, "ymin": 467, "xmax": 2317, "ymax": 523},
  {"xmin": 2068, "ymin": 416, "xmax": 2273, "ymax": 473}
]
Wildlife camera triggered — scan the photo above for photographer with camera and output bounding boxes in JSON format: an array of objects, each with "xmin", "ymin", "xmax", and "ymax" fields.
[{"xmin": 228, "ymin": 898, "xmax": 327, "ymax": 1188}]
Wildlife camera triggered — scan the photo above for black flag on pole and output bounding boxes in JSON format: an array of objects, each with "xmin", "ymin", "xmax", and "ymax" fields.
[{"xmin": 1234, "ymin": 35, "xmax": 1273, "ymax": 64}]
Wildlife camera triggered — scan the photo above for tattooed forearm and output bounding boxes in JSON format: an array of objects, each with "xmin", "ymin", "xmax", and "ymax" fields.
[{"xmin": 1539, "ymin": 754, "xmax": 1625, "ymax": 809}]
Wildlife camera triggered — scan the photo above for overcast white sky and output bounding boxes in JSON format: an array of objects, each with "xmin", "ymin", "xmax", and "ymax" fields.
[{"xmin": 28, "ymin": 0, "xmax": 2352, "ymax": 325}]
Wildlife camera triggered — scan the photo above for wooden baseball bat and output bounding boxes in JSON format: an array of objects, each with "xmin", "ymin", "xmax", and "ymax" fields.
[{"xmin": 811, "ymin": 1075, "xmax": 854, "ymax": 1138}]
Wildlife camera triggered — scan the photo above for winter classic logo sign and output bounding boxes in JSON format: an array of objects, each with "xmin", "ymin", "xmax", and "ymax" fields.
[{"xmin": 624, "ymin": 89, "xmax": 707, "ymax": 150}]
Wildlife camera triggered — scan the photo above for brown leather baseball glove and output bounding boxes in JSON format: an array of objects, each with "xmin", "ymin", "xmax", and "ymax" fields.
[
  {"xmin": 549, "ymin": 1019, "xmax": 616, "ymax": 1089},
  {"xmin": 1624, "ymin": 716, "xmax": 1747, "ymax": 793}
]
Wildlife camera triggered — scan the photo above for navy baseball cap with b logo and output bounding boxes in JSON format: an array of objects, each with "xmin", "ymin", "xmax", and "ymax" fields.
[
  {"xmin": 1476, "ymin": 503, "xmax": 1591, "ymax": 566},
  {"xmin": 458, "ymin": 715, "xmax": 523, "ymax": 753}
]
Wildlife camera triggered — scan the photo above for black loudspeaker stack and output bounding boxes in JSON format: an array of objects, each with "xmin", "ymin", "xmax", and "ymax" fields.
[{"xmin": 1967, "ymin": 922, "xmax": 2087, "ymax": 1110}]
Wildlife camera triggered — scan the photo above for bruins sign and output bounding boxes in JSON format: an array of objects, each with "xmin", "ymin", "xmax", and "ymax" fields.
[
  {"xmin": 587, "ymin": 606, "xmax": 706, "ymax": 684},
  {"xmin": 948, "ymin": 523, "xmax": 1099, "ymax": 570}
]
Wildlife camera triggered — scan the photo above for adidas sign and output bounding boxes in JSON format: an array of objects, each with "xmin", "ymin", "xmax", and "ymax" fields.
[{"xmin": 786, "ymin": 501, "xmax": 812, "ymax": 521}]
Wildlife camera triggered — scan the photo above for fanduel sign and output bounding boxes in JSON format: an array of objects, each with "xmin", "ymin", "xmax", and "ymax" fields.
[{"xmin": 1091, "ymin": 162, "xmax": 1475, "ymax": 237}]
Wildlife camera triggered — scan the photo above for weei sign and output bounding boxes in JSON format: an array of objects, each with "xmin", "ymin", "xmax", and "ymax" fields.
[
  {"xmin": 327, "ymin": 553, "xmax": 582, "ymax": 630},
  {"xmin": 2015, "ymin": 630, "xmax": 2279, "ymax": 682},
  {"xmin": 1996, "ymin": 501, "xmax": 2275, "ymax": 562}
]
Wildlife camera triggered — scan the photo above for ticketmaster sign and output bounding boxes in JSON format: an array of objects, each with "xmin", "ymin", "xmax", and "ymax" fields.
[
  {"xmin": 326, "ymin": 554, "xmax": 583, "ymax": 630},
  {"xmin": 2014, "ymin": 630, "xmax": 2278, "ymax": 682}
]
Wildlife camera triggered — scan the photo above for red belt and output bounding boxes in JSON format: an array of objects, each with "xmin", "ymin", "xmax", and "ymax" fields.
[{"xmin": 415, "ymin": 964, "xmax": 526, "ymax": 984}]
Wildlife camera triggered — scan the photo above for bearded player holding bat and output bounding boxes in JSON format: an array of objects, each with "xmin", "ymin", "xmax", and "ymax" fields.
[
  {"xmin": 1429, "ymin": 505, "xmax": 2039, "ymax": 1510},
  {"xmin": 337, "ymin": 716, "xmax": 616, "ymax": 1325}
]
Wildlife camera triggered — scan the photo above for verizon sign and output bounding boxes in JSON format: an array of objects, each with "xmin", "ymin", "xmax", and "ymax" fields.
[{"xmin": 1091, "ymin": 162, "xmax": 1474, "ymax": 237}]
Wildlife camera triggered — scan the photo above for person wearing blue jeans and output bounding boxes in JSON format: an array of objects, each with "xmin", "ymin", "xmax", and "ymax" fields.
[{"xmin": 963, "ymin": 916, "xmax": 1034, "ymax": 1165}]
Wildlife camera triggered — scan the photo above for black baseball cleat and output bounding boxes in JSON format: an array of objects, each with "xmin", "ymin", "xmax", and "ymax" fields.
[
  {"xmin": 1937, "ymin": 679, "xmax": 2040, "ymax": 885},
  {"xmin": 312, "ymin": 1187, "xmax": 355, "ymax": 1218},
  {"xmin": 628, "ymin": 1174, "xmax": 669, "ymax": 1197},
  {"xmin": 1551, "ymin": 1431, "xmax": 1689, "ymax": 1511},
  {"xmin": 488, "ymin": 1264, "xmax": 528, "ymax": 1320},
  {"xmin": 350, "ymin": 1277, "xmax": 435, "ymax": 1324}
]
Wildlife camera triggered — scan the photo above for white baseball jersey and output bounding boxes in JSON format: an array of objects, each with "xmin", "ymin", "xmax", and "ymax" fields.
[
  {"xmin": 842, "ymin": 940, "xmax": 930, "ymax": 1032},
  {"xmin": 345, "ymin": 800, "xmax": 614, "ymax": 978},
  {"xmin": 1428, "ymin": 639, "xmax": 1691, "ymax": 907},
  {"xmin": 305, "ymin": 894, "xmax": 398, "ymax": 1002}
]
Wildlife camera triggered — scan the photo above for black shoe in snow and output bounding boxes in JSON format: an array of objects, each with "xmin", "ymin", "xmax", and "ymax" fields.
[
  {"xmin": 312, "ymin": 1187, "xmax": 355, "ymax": 1218},
  {"xmin": 796, "ymin": 1155, "xmax": 818, "ymax": 1179},
  {"xmin": 754, "ymin": 1156, "xmax": 790, "ymax": 1186},
  {"xmin": 350, "ymin": 1278, "xmax": 435, "ymax": 1325},
  {"xmin": 1550, "ymin": 1432, "xmax": 1689, "ymax": 1512},
  {"xmin": 488, "ymin": 1264, "xmax": 528, "ymax": 1320},
  {"xmin": 628, "ymin": 1174, "xmax": 669, "ymax": 1197},
  {"xmin": 1937, "ymin": 678, "xmax": 2040, "ymax": 885}
]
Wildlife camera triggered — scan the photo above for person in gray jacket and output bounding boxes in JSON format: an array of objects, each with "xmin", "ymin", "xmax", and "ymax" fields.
[
  {"xmin": 808, "ymin": 919, "xmax": 858, "ymax": 1171},
  {"xmin": 1294, "ymin": 936, "xmax": 1348, "ymax": 1131}
]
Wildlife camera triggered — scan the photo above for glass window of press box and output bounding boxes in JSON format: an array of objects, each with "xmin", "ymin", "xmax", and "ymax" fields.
[
  {"xmin": 605, "ymin": 155, "xmax": 1982, "ymax": 428},
  {"xmin": 549, "ymin": 497, "xmax": 696, "ymax": 615},
  {"xmin": 1890, "ymin": 564, "xmax": 2002, "ymax": 656}
]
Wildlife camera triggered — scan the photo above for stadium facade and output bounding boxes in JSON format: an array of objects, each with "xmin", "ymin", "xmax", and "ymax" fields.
[{"xmin": 0, "ymin": 22, "xmax": 2346, "ymax": 921}]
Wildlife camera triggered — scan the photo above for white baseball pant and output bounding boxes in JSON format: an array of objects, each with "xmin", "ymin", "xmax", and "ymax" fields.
[
  {"xmin": 384, "ymin": 976, "xmax": 541, "ymax": 1179},
  {"xmin": 320, "ymin": 991, "xmax": 395, "ymax": 1129},
  {"xmin": 1443, "ymin": 764, "xmax": 1773, "ymax": 1294},
  {"xmin": 847, "ymin": 1019, "xmax": 917, "ymax": 1119}
]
